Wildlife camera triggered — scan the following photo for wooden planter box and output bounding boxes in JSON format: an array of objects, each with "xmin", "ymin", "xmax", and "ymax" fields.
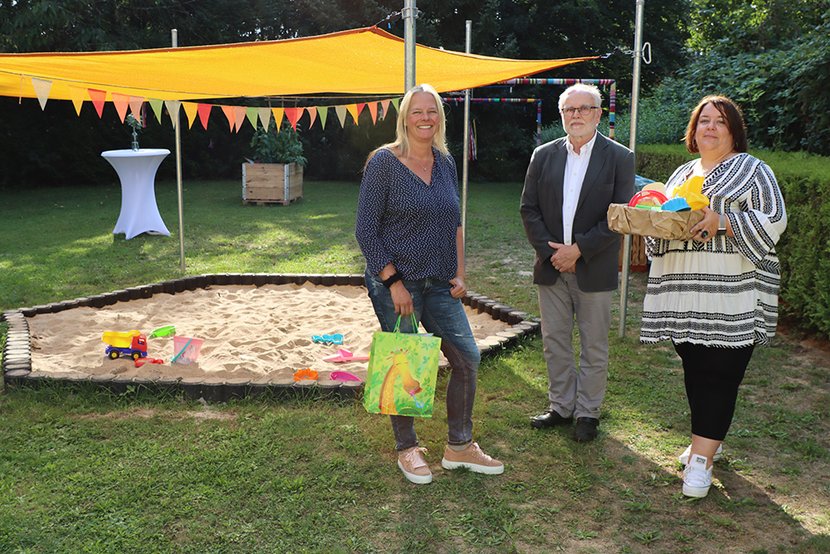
[{"xmin": 242, "ymin": 162, "xmax": 303, "ymax": 205}]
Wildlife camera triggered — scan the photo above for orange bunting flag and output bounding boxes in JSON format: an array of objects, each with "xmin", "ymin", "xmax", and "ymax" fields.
[
  {"xmin": 88, "ymin": 89, "xmax": 107, "ymax": 118},
  {"xmin": 271, "ymin": 107, "xmax": 285, "ymax": 130},
  {"xmin": 31, "ymin": 78, "xmax": 52, "ymax": 110},
  {"xmin": 129, "ymin": 97, "xmax": 145, "ymax": 120},
  {"xmin": 257, "ymin": 107, "xmax": 271, "ymax": 130},
  {"xmin": 233, "ymin": 106, "xmax": 246, "ymax": 132},
  {"xmin": 220, "ymin": 105, "xmax": 236, "ymax": 132},
  {"xmin": 317, "ymin": 106, "xmax": 328, "ymax": 129},
  {"xmin": 182, "ymin": 102, "xmax": 198, "ymax": 129},
  {"xmin": 367, "ymin": 102, "xmax": 378, "ymax": 124},
  {"xmin": 112, "ymin": 93, "xmax": 130, "ymax": 122},
  {"xmin": 380, "ymin": 99, "xmax": 391, "ymax": 120},
  {"xmin": 148, "ymin": 99, "xmax": 164, "ymax": 123},
  {"xmin": 197, "ymin": 103, "xmax": 212, "ymax": 130},
  {"xmin": 345, "ymin": 104, "xmax": 359, "ymax": 125},
  {"xmin": 284, "ymin": 107, "xmax": 302, "ymax": 131},
  {"xmin": 306, "ymin": 106, "xmax": 317, "ymax": 129},
  {"xmin": 245, "ymin": 107, "xmax": 258, "ymax": 129},
  {"xmin": 335, "ymin": 105, "xmax": 347, "ymax": 128},
  {"xmin": 68, "ymin": 86, "xmax": 86, "ymax": 116},
  {"xmin": 164, "ymin": 100, "xmax": 181, "ymax": 128}
]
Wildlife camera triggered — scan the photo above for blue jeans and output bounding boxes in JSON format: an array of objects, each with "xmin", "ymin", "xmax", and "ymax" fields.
[{"xmin": 365, "ymin": 271, "xmax": 481, "ymax": 451}]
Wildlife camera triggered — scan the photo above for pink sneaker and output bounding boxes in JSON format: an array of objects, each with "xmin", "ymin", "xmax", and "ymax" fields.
[
  {"xmin": 397, "ymin": 447, "xmax": 432, "ymax": 485},
  {"xmin": 441, "ymin": 442, "xmax": 504, "ymax": 475}
]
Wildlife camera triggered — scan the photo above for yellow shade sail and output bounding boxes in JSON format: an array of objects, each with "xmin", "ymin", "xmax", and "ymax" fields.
[{"xmin": 0, "ymin": 26, "xmax": 596, "ymax": 102}]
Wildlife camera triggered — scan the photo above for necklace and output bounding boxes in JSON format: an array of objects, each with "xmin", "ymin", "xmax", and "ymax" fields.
[{"xmin": 409, "ymin": 155, "xmax": 433, "ymax": 173}]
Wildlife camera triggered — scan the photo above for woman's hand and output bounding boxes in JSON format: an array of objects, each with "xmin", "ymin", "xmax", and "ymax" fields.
[
  {"xmin": 449, "ymin": 276, "xmax": 467, "ymax": 299},
  {"xmin": 390, "ymin": 281, "xmax": 414, "ymax": 315},
  {"xmin": 690, "ymin": 206, "xmax": 719, "ymax": 243}
]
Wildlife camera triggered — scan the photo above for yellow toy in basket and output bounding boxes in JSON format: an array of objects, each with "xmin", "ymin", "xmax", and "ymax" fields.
[{"xmin": 671, "ymin": 175, "xmax": 710, "ymax": 210}]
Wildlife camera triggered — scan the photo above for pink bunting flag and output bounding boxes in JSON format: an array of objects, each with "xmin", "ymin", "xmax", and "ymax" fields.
[
  {"xmin": 197, "ymin": 103, "xmax": 212, "ymax": 130},
  {"xmin": 306, "ymin": 106, "xmax": 317, "ymax": 129},
  {"xmin": 31, "ymin": 78, "xmax": 52, "ymax": 110},
  {"xmin": 233, "ymin": 106, "xmax": 247, "ymax": 131},
  {"xmin": 128, "ymin": 97, "xmax": 145, "ymax": 120},
  {"xmin": 367, "ymin": 102, "xmax": 378, "ymax": 124},
  {"xmin": 380, "ymin": 99, "xmax": 391, "ymax": 120},
  {"xmin": 88, "ymin": 89, "xmax": 107, "ymax": 118},
  {"xmin": 220, "ymin": 105, "xmax": 236, "ymax": 132},
  {"xmin": 111, "ymin": 93, "xmax": 130, "ymax": 123},
  {"xmin": 284, "ymin": 107, "xmax": 302, "ymax": 131}
]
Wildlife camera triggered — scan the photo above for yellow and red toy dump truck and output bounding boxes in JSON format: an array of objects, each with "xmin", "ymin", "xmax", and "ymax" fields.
[{"xmin": 102, "ymin": 330, "xmax": 148, "ymax": 360}]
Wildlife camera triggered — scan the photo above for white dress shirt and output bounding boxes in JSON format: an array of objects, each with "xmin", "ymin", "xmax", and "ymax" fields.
[{"xmin": 562, "ymin": 132, "xmax": 597, "ymax": 244}]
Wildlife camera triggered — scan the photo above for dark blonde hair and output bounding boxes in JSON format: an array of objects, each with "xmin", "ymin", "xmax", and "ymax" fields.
[{"xmin": 684, "ymin": 95, "xmax": 748, "ymax": 153}]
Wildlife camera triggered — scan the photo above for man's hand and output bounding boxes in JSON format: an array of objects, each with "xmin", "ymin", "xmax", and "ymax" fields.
[
  {"xmin": 449, "ymin": 276, "xmax": 467, "ymax": 299},
  {"xmin": 549, "ymin": 241, "xmax": 581, "ymax": 273}
]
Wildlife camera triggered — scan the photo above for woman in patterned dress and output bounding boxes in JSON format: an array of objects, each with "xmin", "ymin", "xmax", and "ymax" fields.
[
  {"xmin": 355, "ymin": 84, "xmax": 503, "ymax": 485},
  {"xmin": 640, "ymin": 95, "xmax": 787, "ymax": 498}
]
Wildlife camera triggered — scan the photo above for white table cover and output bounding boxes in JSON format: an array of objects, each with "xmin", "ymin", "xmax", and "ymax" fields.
[{"xmin": 102, "ymin": 148, "xmax": 171, "ymax": 240}]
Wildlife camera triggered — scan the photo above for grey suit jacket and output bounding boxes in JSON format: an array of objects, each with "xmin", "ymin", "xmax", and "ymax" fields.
[{"xmin": 520, "ymin": 132, "xmax": 635, "ymax": 292}]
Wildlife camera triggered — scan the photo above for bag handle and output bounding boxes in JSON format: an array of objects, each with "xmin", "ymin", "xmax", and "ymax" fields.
[{"xmin": 392, "ymin": 314, "xmax": 419, "ymax": 334}]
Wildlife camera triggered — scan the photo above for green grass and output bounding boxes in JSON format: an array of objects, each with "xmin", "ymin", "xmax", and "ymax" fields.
[{"xmin": 0, "ymin": 180, "xmax": 828, "ymax": 553}]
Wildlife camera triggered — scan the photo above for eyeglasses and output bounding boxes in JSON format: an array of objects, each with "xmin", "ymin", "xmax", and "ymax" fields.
[{"xmin": 560, "ymin": 106, "xmax": 601, "ymax": 117}]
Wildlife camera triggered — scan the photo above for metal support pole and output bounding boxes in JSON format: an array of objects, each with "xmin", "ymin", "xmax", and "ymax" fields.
[
  {"xmin": 619, "ymin": 0, "xmax": 645, "ymax": 337},
  {"xmin": 172, "ymin": 29, "xmax": 186, "ymax": 273},
  {"xmin": 461, "ymin": 20, "xmax": 471, "ymax": 268},
  {"xmin": 403, "ymin": 0, "xmax": 416, "ymax": 91}
]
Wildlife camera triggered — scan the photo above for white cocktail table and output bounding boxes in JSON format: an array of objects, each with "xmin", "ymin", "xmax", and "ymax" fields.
[{"xmin": 102, "ymin": 148, "xmax": 171, "ymax": 240}]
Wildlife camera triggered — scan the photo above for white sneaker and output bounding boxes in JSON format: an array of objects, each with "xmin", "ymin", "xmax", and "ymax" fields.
[
  {"xmin": 682, "ymin": 454, "xmax": 713, "ymax": 498},
  {"xmin": 679, "ymin": 443, "xmax": 723, "ymax": 466}
]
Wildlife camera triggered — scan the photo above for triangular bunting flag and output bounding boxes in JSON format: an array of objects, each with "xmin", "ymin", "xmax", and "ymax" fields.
[
  {"xmin": 335, "ymin": 105, "xmax": 347, "ymax": 128},
  {"xmin": 245, "ymin": 107, "xmax": 258, "ymax": 129},
  {"xmin": 318, "ymin": 106, "xmax": 328, "ymax": 129},
  {"xmin": 220, "ymin": 105, "xmax": 236, "ymax": 132},
  {"xmin": 129, "ymin": 97, "xmax": 145, "ymax": 120},
  {"xmin": 31, "ymin": 78, "xmax": 52, "ymax": 110},
  {"xmin": 164, "ymin": 100, "xmax": 181, "ymax": 128},
  {"xmin": 367, "ymin": 102, "xmax": 378, "ymax": 124},
  {"xmin": 271, "ymin": 107, "xmax": 285, "ymax": 130},
  {"xmin": 148, "ymin": 99, "xmax": 164, "ymax": 123},
  {"xmin": 68, "ymin": 86, "xmax": 86, "ymax": 116},
  {"xmin": 88, "ymin": 89, "xmax": 107, "ymax": 118},
  {"xmin": 233, "ymin": 106, "xmax": 246, "ymax": 131},
  {"xmin": 197, "ymin": 103, "xmax": 212, "ymax": 130},
  {"xmin": 182, "ymin": 102, "xmax": 198, "ymax": 129},
  {"xmin": 345, "ymin": 104, "xmax": 359, "ymax": 125},
  {"xmin": 356, "ymin": 102, "xmax": 366, "ymax": 116},
  {"xmin": 112, "ymin": 93, "xmax": 130, "ymax": 123},
  {"xmin": 380, "ymin": 99, "xmax": 391, "ymax": 120},
  {"xmin": 257, "ymin": 107, "xmax": 271, "ymax": 130},
  {"xmin": 392, "ymin": 98, "xmax": 401, "ymax": 113},
  {"xmin": 306, "ymin": 107, "xmax": 317, "ymax": 129},
  {"xmin": 284, "ymin": 107, "xmax": 302, "ymax": 131}
]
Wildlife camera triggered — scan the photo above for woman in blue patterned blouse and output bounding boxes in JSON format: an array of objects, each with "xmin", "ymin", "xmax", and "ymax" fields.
[
  {"xmin": 355, "ymin": 84, "xmax": 503, "ymax": 485},
  {"xmin": 641, "ymin": 95, "xmax": 787, "ymax": 498}
]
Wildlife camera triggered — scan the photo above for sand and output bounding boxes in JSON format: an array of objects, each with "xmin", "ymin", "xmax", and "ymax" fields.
[{"xmin": 26, "ymin": 283, "xmax": 513, "ymax": 385}]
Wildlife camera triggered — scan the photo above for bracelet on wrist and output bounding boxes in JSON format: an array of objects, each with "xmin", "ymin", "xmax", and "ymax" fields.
[{"xmin": 382, "ymin": 272, "xmax": 402, "ymax": 288}]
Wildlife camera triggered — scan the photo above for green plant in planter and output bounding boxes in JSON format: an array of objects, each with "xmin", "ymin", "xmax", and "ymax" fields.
[{"xmin": 249, "ymin": 120, "xmax": 307, "ymax": 166}]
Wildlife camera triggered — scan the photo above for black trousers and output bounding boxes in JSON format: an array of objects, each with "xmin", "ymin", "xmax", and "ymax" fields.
[{"xmin": 673, "ymin": 342, "xmax": 755, "ymax": 441}]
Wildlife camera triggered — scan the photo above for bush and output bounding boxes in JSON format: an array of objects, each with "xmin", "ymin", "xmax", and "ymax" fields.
[{"xmin": 636, "ymin": 144, "xmax": 830, "ymax": 339}]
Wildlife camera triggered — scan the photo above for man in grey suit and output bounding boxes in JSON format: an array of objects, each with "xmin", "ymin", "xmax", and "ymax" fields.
[{"xmin": 520, "ymin": 83, "xmax": 634, "ymax": 442}]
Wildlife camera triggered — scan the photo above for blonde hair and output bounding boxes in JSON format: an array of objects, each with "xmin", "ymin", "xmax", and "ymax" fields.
[{"xmin": 367, "ymin": 84, "xmax": 448, "ymax": 165}]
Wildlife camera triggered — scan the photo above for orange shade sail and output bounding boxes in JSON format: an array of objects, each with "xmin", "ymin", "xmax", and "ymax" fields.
[{"xmin": 0, "ymin": 26, "xmax": 596, "ymax": 102}]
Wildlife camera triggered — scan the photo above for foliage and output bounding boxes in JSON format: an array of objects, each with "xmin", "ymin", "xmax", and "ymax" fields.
[
  {"xmin": 636, "ymin": 144, "xmax": 830, "ymax": 338},
  {"xmin": 249, "ymin": 121, "xmax": 307, "ymax": 166}
]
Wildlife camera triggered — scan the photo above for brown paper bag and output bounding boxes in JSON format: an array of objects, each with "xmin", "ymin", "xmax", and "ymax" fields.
[{"xmin": 607, "ymin": 203, "xmax": 705, "ymax": 240}]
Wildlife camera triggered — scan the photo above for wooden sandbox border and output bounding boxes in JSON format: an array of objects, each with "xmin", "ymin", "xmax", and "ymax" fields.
[{"xmin": 1, "ymin": 273, "xmax": 540, "ymax": 403}]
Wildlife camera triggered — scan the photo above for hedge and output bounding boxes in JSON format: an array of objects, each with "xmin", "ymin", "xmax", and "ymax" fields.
[{"xmin": 636, "ymin": 144, "xmax": 830, "ymax": 340}]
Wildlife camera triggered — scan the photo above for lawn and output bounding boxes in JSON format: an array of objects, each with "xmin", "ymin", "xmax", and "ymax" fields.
[{"xmin": 0, "ymin": 179, "xmax": 828, "ymax": 553}]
